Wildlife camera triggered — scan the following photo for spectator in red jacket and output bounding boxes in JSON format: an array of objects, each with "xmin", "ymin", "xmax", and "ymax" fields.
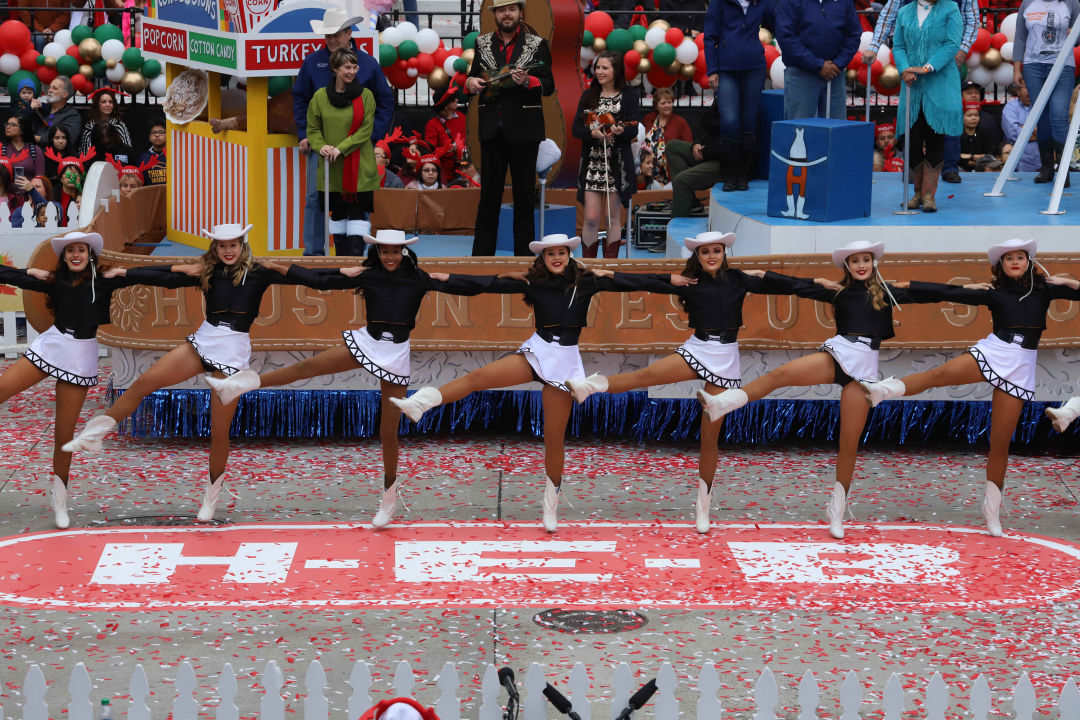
[
  {"xmin": 423, "ymin": 86, "xmax": 467, "ymax": 184},
  {"xmin": 642, "ymin": 87, "xmax": 693, "ymax": 187}
]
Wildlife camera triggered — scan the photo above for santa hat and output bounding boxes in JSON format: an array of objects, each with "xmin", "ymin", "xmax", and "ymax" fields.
[
  {"xmin": 45, "ymin": 146, "xmax": 96, "ymax": 174},
  {"xmin": 963, "ymin": 101, "xmax": 981, "ymax": 113},
  {"xmin": 358, "ymin": 698, "xmax": 440, "ymax": 720},
  {"xmin": 0, "ymin": 148, "xmax": 29, "ymax": 176},
  {"xmin": 107, "ymin": 153, "xmax": 158, "ymax": 180},
  {"xmin": 875, "ymin": 122, "xmax": 895, "ymax": 136}
]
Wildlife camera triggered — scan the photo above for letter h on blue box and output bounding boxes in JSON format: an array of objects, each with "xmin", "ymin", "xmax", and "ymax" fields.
[{"xmin": 767, "ymin": 119, "xmax": 874, "ymax": 223}]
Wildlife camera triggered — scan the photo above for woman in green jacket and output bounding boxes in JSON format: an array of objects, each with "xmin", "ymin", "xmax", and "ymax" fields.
[{"xmin": 307, "ymin": 48, "xmax": 378, "ymax": 256}]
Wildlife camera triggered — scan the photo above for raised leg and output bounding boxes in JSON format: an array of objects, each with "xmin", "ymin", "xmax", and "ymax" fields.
[
  {"xmin": 437, "ymin": 354, "xmax": 535, "ymax": 405},
  {"xmin": 897, "ymin": 353, "xmax": 983, "ymax": 397},
  {"xmin": 259, "ymin": 345, "xmax": 360, "ymax": 388},
  {"xmin": 107, "ymin": 344, "xmax": 205, "ymax": 421},
  {"xmin": 605, "ymin": 354, "xmax": 698, "ymax": 394},
  {"xmin": 0, "ymin": 357, "xmax": 47, "ymax": 404},
  {"xmin": 740, "ymin": 352, "xmax": 836, "ymax": 401}
]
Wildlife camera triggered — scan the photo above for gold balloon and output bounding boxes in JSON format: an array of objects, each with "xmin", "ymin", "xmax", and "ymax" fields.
[
  {"xmin": 666, "ymin": 60, "xmax": 682, "ymax": 74},
  {"xmin": 461, "ymin": 48, "xmax": 475, "ymax": 64},
  {"xmin": 592, "ymin": 37, "xmax": 606, "ymax": 52},
  {"xmin": 679, "ymin": 63, "xmax": 696, "ymax": 78},
  {"xmin": 759, "ymin": 28, "xmax": 774, "ymax": 46},
  {"xmin": 121, "ymin": 71, "xmax": 146, "ymax": 94},
  {"xmin": 106, "ymin": 58, "xmax": 117, "ymax": 69},
  {"xmin": 637, "ymin": 58, "xmax": 652, "ymax": 73},
  {"xmin": 878, "ymin": 64, "xmax": 901, "ymax": 89},
  {"xmin": 633, "ymin": 39, "xmax": 648, "ymax": 55},
  {"xmin": 44, "ymin": 56, "xmax": 56, "ymax": 68},
  {"xmin": 982, "ymin": 47, "xmax": 1003, "ymax": 70},
  {"xmin": 846, "ymin": 68, "xmax": 858, "ymax": 82},
  {"xmin": 427, "ymin": 67, "xmax": 450, "ymax": 90},
  {"xmin": 78, "ymin": 64, "xmax": 94, "ymax": 80},
  {"xmin": 78, "ymin": 38, "xmax": 102, "ymax": 62},
  {"xmin": 648, "ymin": 19, "xmax": 670, "ymax": 32}
]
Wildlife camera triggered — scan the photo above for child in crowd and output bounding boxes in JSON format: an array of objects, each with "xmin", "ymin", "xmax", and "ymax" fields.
[
  {"xmin": 13, "ymin": 80, "xmax": 38, "ymax": 121},
  {"xmin": 138, "ymin": 120, "xmax": 168, "ymax": 186},
  {"xmin": 874, "ymin": 122, "xmax": 903, "ymax": 172},
  {"xmin": 34, "ymin": 202, "xmax": 48, "ymax": 227},
  {"xmin": 406, "ymin": 155, "xmax": 443, "ymax": 190}
]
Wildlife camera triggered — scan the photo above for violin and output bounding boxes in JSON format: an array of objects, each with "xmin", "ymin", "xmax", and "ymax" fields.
[
  {"xmin": 585, "ymin": 111, "xmax": 634, "ymax": 136},
  {"xmin": 480, "ymin": 60, "xmax": 544, "ymax": 98}
]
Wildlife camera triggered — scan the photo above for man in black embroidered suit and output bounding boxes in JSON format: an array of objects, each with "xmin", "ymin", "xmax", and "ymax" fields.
[{"xmin": 465, "ymin": 0, "xmax": 555, "ymax": 256}]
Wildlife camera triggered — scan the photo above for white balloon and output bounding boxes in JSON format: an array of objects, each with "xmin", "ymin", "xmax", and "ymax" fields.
[
  {"xmin": 106, "ymin": 61, "xmax": 125, "ymax": 82},
  {"xmin": 876, "ymin": 46, "xmax": 891, "ymax": 66},
  {"xmin": 100, "ymin": 38, "xmax": 125, "ymax": 62},
  {"xmin": 54, "ymin": 29, "xmax": 73, "ymax": 48},
  {"xmin": 644, "ymin": 26, "xmax": 666, "ymax": 49},
  {"xmin": 406, "ymin": 67, "xmax": 418, "ymax": 77},
  {"xmin": 770, "ymin": 56, "xmax": 785, "ymax": 89},
  {"xmin": 415, "ymin": 28, "xmax": 440, "ymax": 54},
  {"xmin": 397, "ymin": 21, "xmax": 418, "ymax": 41},
  {"xmin": 675, "ymin": 38, "xmax": 698, "ymax": 64},
  {"xmin": 1000, "ymin": 13, "xmax": 1017, "ymax": 42},
  {"xmin": 968, "ymin": 65, "xmax": 993, "ymax": 88},
  {"xmin": 858, "ymin": 30, "xmax": 873, "ymax": 52},
  {"xmin": 992, "ymin": 62, "xmax": 1015, "ymax": 87},
  {"xmin": 442, "ymin": 55, "xmax": 458, "ymax": 75},
  {"xmin": 149, "ymin": 74, "xmax": 167, "ymax": 97},
  {"xmin": 381, "ymin": 26, "xmax": 402, "ymax": 47},
  {"xmin": 966, "ymin": 51, "xmax": 982, "ymax": 69},
  {"xmin": 0, "ymin": 54, "xmax": 19, "ymax": 76},
  {"xmin": 42, "ymin": 41, "xmax": 64, "ymax": 59},
  {"xmin": 580, "ymin": 46, "xmax": 596, "ymax": 68},
  {"xmin": 1000, "ymin": 41, "xmax": 1014, "ymax": 62}
]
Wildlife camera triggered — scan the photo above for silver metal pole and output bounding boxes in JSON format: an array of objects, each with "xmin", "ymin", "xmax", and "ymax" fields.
[
  {"xmin": 1042, "ymin": 90, "xmax": 1080, "ymax": 214},
  {"xmin": 323, "ymin": 155, "xmax": 331, "ymax": 253},
  {"xmin": 825, "ymin": 81, "xmax": 831, "ymax": 120},
  {"xmin": 895, "ymin": 82, "xmax": 918, "ymax": 215},
  {"xmin": 987, "ymin": 18, "xmax": 1080, "ymax": 197},
  {"xmin": 865, "ymin": 72, "xmax": 871, "ymax": 122},
  {"xmin": 624, "ymin": 196, "xmax": 632, "ymax": 258},
  {"xmin": 538, "ymin": 178, "xmax": 547, "ymax": 238}
]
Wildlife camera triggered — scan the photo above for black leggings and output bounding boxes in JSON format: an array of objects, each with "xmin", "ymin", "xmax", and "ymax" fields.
[{"xmin": 908, "ymin": 111, "xmax": 945, "ymax": 167}]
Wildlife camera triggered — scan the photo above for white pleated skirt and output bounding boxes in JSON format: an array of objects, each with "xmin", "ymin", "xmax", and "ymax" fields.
[
  {"xmin": 24, "ymin": 326, "xmax": 99, "ymax": 386},
  {"xmin": 820, "ymin": 335, "xmax": 879, "ymax": 384},
  {"xmin": 186, "ymin": 321, "xmax": 250, "ymax": 376},
  {"xmin": 676, "ymin": 335, "xmax": 742, "ymax": 388},
  {"xmin": 343, "ymin": 327, "xmax": 410, "ymax": 386},
  {"xmin": 968, "ymin": 333, "xmax": 1036, "ymax": 401},
  {"xmin": 516, "ymin": 333, "xmax": 584, "ymax": 393}
]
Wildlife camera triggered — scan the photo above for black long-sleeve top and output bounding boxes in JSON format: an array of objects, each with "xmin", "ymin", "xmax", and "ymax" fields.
[
  {"xmin": 916, "ymin": 279, "xmax": 1080, "ymax": 349},
  {"xmin": 762, "ymin": 272, "xmax": 953, "ymax": 341},
  {"xmin": 0, "ymin": 264, "xmax": 182, "ymax": 339}
]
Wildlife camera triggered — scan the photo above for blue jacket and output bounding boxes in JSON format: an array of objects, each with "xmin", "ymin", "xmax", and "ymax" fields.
[
  {"xmin": 894, "ymin": 0, "xmax": 963, "ymax": 137},
  {"xmin": 705, "ymin": 0, "xmax": 776, "ymax": 73},
  {"xmin": 774, "ymin": 0, "xmax": 862, "ymax": 73},
  {"xmin": 291, "ymin": 42, "xmax": 394, "ymax": 141}
]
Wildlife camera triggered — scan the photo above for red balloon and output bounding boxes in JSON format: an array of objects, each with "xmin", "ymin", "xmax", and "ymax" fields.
[
  {"xmin": 847, "ymin": 50, "xmax": 863, "ymax": 70},
  {"xmin": 415, "ymin": 53, "xmax": 435, "ymax": 74},
  {"xmin": 695, "ymin": 33, "xmax": 705, "ymax": 48},
  {"xmin": 387, "ymin": 66, "xmax": 415, "ymax": 89},
  {"xmin": 583, "ymin": 11, "xmax": 613, "ymax": 39},
  {"xmin": 394, "ymin": 58, "xmax": 407, "ymax": 72},
  {"xmin": 874, "ymin": 77, "xmax": 900, "ymax": 96},
  {"xmin": 406, "ymin": 56, "xmax": 418, "ymax": 69},
  {"xmin": 971, "ymin": 27, "xmax": 992, "ymax": 53},
  {"xmin": 71, "ymin": 73, "xmax": 92, "ymax": 94},
  {"xmin": 447, "ymin": 46, "xmax": 462, "ymax": 56},
  {"xmin": 432, "ymin": 47, "xmax": 449, "ymax": 66},
  {"xmin": 646, "ymin": 65, "xmax": 677, "ymax": 88},
  {"xmin": 694, "ymin": 52, "xmax": 706, "ymax": 71},
  {"xmin": 20, "ymin": 47, "xmax": 38, "ymax": 71},
  {"xmin": 624, "ymin": 65, "xmax": 637, "ymax": 82},
  {"xmin": 991, "ymin": 32, "xmax": 1007, "ymax": 49},
  {"xmin": 66, "ymin": 44, "xmax": 82, "ymax": 59},
  {"xmin": 0, "ymin": 19, "xmax": 31, "ymax": 54},
  {"xmin": 764, "ymin": 45, "xmax": 780, "ymax": 71},
  {"xmin": 36, "ymin": 64, "xmax": 57, "ymax": 85},
  {"xmin": 694, "ymin": 71, "xmax": 708, "ymax": 87},
  {"xmin": 856, "ymin": 60, "xmax": 882, "ymax": 86},
  {"xmin": 664, "ymin": 27, "xmax": 684, "ymax": 47},
  {"xmin": 623, "ymin": 49, "xmax": 641, "ymax": 67}
]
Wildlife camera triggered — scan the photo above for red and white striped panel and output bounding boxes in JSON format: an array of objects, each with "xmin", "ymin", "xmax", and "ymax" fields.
[
  {"xmin": 170, "ymin": 131, "xmax": 248, "ymax": 238},
  {"xmin": 266, "ymin": 147, "xmax": 306, "ymax": 252}
]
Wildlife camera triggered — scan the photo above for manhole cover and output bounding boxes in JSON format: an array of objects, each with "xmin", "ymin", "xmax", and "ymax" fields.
[
  {"xmin": 90, "ymin": 515, "xmax": 230, "ymax": 527},
  {"xmin": 534, "ymin": 609, "xmax": 648, "ymax": 634}
]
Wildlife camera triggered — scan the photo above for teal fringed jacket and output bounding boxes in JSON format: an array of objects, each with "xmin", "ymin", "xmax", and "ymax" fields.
[{"xmin": 893, "ymin": 1, "xmax": 963, "ymax": 137}]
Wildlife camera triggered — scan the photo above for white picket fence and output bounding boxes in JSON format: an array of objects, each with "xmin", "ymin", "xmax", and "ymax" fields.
[
  {"xmin": 0, "ymin": 198, "xmax": 77, "ymax": 232},
  {"xmin": 0, "ymin": 311, "xmax": 38, "ymax": 357},
  {"xmin": 5, "ymin": 661, "xmax": 1078, "ymax": 720}
]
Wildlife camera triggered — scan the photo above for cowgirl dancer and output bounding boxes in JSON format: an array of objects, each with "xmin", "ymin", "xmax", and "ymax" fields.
[
  {"xmin": 566, "ymin": 231, "xmax": 817, "ymax": 533},
  {"xmin": 64, "ymin": 223, "xmax": 329, "ymax": 521},
  {"xmin": 0, "ymin": 231, "xmax": 174, "ymax": 527},
  {"xmin": 862, "ymin": 239, "xmax": 1080, "ymax": 536},
  {"xmin": 203, "ymin": 229, "xmax": 490, "ymax": 528},
  {"xmin": 389, "ymin": 234, "xmax": 691, "ymax": 531},
  {"xmin": 696, "ymin": 240, "xmax": 960, "ymax": 539}
]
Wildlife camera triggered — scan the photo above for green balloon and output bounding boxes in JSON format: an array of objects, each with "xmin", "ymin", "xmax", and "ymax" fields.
[
  {"xmin": 582, "ymin": 30, "xmax": 594, "ymax": 47},
  {"xmin": 378, "ymin": 44, "xmax": 397, "ymax": 67},
  {"xmin": 56, "ymin": 55, "xmax": 79, "ymax": 78},
  {"xmin": 142, "ymin": 58, "xmax": 162, "ymax": 79},
  {"xmin": 606, "ymin": 28, "xmax": 633, "ymax": 54},
  {"xmin": 93, "ymin": 23, "xmax": 123, "ymax": 43},
  {"xmin": 629, "ymin": 24, "xmax": 646, "ymax": 40},
  {"xmin": 268, "ymin": 75, "xmax": 292, "ymax": 96},
  {"xmin": 397, "ymin": 39, "xmax": 419, "ymax": 60},
  {"xmin": 453, "ymin": 57, "xmax": 467, "ymax": 73},
  {"xmin": 652, "ymin": 42, "xmax": 676, "ymax": 67},
  {"xmin": 92, "ymin": 59, "xmax": 107, "ymax": 77},
  {"xmin": 463, "ymin": 31, "xmax": 478, "ymax": 50},
  {"xmin": 71, "ymin": 24, "xmax": 92, "ymax": 44},
  {"xmin": 121, "ymin": 47, "xmax": 143, "ymax": 71},
  {"xmin": 6, "ymin": 70, "xmax": 37, "ymax": 97},
  {"xmin": 37, "ymin": 54, "xmax": 46, "ymax": 66}
]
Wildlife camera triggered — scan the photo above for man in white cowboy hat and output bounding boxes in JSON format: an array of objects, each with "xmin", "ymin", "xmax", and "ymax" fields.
[
  {"xmin": 293, "ymin": 6, "xmax": 394, "ymax": 256},
  {"xmin": 465, "ymin": 0, "xmax": 554, "ymax": 257}
]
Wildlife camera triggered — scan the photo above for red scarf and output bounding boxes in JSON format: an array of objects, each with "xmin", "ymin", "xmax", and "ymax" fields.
[{"xmin": 342, "ymin": 96, "xmax": 366, "ymax": 201}]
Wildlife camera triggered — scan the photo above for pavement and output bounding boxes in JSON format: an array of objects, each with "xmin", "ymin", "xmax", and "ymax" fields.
[{"xmin": 0, "ymin": 358, "xmax": 1078, "ymax": 719}]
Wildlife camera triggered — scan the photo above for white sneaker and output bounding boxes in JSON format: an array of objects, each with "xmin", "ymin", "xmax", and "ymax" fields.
[
  {"xmin": 695, "ymin": 479, "xmax": 712, "ymax": 533},
  {"xmin": 982, "ymin": 481, "xmax": 1003, "ymax": 537},
  {"xmin": 389, "ymin": 387, "xmax": 443, "ymax": 423},
  {"xmin": 51, "ymin": 475, "xmax": 69, "ymax": 529},
  {"xmin": 197, "ymin": 475, "xmax": 226, "ymax": 522},
  {"xmin": 372, "ymin": 479, "xmax": 400, "ymax": 529},
  {"xmin": 61, "ymin": 415, "xmax": 117, "ymax": 454},
  {"xmin": 205, "ymin": 370, "xmax": 261, "ymax": 405},
  {"xmin": 542, "ymin": 477, "xmax": 560, "ymax": 532},
  {"xmin": 696, "ymin": 388, "xmax": 748, "ymax": 423},
  {"xmin": 566, "ymin": 373, "xmax": 609, "ymax": 403},
  {"xmin": 1045, "ymin": 396, "xmax": 1080, "ymax": 433},
  {"xmin": 860, "ymin": 377, "xmax": 906, "ymax": 408},
  {"xmin": 826, "ymin": 482, "xmax": 847, "ymax": 539}
]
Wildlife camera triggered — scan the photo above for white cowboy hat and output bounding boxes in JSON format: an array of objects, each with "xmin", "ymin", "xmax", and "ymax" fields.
[
  {"xmin": 536, "ymin": 138, "xmax": 561, "ymax": 175},
  {"xmin": 364, "ymin": 229, "xmax": 419, "ymax": 246},
  {"xmin": 529, "ymin": 234, "xmax": 581, "ymax": 254},
  {"xmin": 832, "ymin": 240, "xmax": 884, "ymax": 268},
  {"xmin": 490, "ymin": 0, "xmax": 525, "ymax": 9},
  {"xmin": 201, "ymin": 223, "xmax": 254, "ymax": 242},
  {"xmin": 51, "ymin": 230, "xmax": 103, "ymax": 257},
  {"xmin": 310, "ymin": 7, "xmax": 364, "ymax": 35},
  {"xmin": 684, "ymin": 231, "xmax": 735, "ymax": 252},
  {"xmin": 987, "ymin": 238, "xmax": 1037, "ymax": 266}
]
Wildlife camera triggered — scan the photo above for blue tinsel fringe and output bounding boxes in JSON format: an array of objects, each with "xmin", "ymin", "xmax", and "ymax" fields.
[{"xmin": 105, "ymin": 387, "xmax": 1077, "ymax": 448}]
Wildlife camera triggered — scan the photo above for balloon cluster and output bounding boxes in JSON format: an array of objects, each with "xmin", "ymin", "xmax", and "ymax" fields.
[
  {"xmin": 377, "ymin": 21, "xmax": 470, "ymax": 90},
  {"xmin": 579, "ymin": 14, "xmax": 707, "ymax": 88}
]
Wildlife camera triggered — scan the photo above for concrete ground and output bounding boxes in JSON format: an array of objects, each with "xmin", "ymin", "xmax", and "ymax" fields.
[{"xmin": 0, "ymin": 363, "xmax": 1078, "ymax": 720}]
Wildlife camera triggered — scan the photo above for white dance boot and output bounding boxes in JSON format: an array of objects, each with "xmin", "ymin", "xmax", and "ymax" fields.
[
  {"xmin": 695, "ymin": 480, "xmax": 712, "ymax": 534},
  {"xmin": 372, "ymin": 478, "xmax": 401, "ymax": 529},
  {"xmin": 205, "ymin": 370, "xmax": 261, "ymax": 405},
  {"xmin": 860, "ymin": 377, "xmax": 906, "ymax": 408},
  {"xmin": 197, "ymin": 474, "xmax": 226, "ymax": 522},
  {"xmin": 566, "ymin": 373, "xmax": 609, "ymax": 403},
  {"xmin": 543, "ymin": 477, "xmax": 560, "ymax": 532},
  {"xmin": 696, "ymin": 388, "xmax": 748, "ymax": 423},
  {"xmin": 1045, "ymin": 396, "xmax": 1080, "ymax": 433},
  {"xmin": 389, "ymin": 387, "xmax": 443, "ymax": 423},
  {"xmin": 826, "ymin": 482, "xmax": 847, "ymax": 539},
  {"xmin": 51, "ymin": 475, "xmax": 69, "ymax": 529},
  {"xmin": 61, "ymin": 415, "xmax": 116, "ymax": 453},
  {"xmin": 982, "ymin": 481, "xmax": 1003, "ymax": 537}
]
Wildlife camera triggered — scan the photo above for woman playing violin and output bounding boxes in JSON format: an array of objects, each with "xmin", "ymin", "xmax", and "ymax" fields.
[{"xmin": 571, "ymin": 51, "xmax": 641, "ymax": 258}]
